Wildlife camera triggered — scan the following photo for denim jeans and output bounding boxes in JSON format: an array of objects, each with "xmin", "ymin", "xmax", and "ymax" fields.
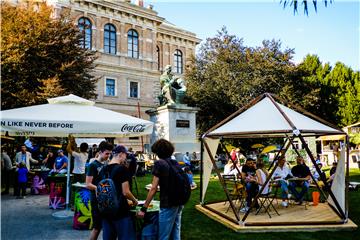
[
  {"xmin": 159, "ymin": 205, "xmax": 184, "ymax": 240},
  {"xmin": 277, "ymin": 180, "xmax": 289, "ymax": 199},
  {"xmin": 289, "ymin": 181, "xmax": 310, "ymax": 201},
  {"xmin": 245, "ymin": 182, "xmax": 258, "ymax": 207},
  {"xmin": 102, "ymin": 216, "xmax": 135, "ymax": 240}
]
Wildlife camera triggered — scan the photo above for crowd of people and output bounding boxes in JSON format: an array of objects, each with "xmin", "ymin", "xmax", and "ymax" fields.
[
  {"xmin": 1, "ymin": 138, "xmax": 190, "ymax": 240},
  {"xmin": 222, "ymin": 151, "xmax": 338, "ymax": 213}
]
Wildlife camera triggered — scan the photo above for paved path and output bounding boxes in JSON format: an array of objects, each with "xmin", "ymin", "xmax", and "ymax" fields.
[{"xmin": 1, "ymin": 193, "xmax": 102, "ymax": 240}]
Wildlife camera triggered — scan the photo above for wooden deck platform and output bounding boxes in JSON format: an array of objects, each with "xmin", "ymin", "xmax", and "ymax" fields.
[{"xmin": 196, "ymin": 200, "xmax": 357, "ymax": 233}]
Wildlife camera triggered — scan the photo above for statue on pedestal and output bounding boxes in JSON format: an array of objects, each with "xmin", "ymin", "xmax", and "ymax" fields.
[{"xmin": 158, "ymin": 65, "xmax": 187, "ymax": 105}]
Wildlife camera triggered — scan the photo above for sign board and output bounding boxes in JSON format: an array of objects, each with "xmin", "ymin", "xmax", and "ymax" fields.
[{"xmin": 176, "ymin": 120, "xmax": 190, "ymax": 128}]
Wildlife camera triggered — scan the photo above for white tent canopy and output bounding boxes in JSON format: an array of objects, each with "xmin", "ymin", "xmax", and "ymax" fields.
[
  {"xmin": 207, "ymin": 96, "xmax": 343, "ymax": 138},
  {"xmin": 0, "ymin": 94, "xmax": 154, "ymax": 216},
  {"xmin": 201, "ymin": 93, "xmax": 348, "ymax": 223},
  {"xmin": 0, "ymin": 94, "xmax": 153, "ymax": 137}
]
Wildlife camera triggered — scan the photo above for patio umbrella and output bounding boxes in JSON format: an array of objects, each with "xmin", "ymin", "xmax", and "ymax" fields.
[
  {"xmin": 261, "ymin": 145, "xmax": 278, "ymax": 154},
  {"xmin": 251, "ymin": 143, "xmax": 264, "ymax": 148},
  {"xmin": 0, "ymin": 94, "xmax": 154, "ymax": 217}
]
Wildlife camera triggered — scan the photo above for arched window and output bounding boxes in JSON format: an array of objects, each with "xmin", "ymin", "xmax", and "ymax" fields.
[
  {"xmin": 156, "ymin": 46, "xmax": 160, "ymax": 70},
  {"xmin": 173, "ymin": 49, "xmax": 183, "ymax": 74},
  {"xmin": 104, "ymin": 23, "xmax": 116, "ymax": 54},
  {"xmin": 127, "ymin": 29, "xmax": 139, "ymax": 58},
  {"xmin": 78, "ymin": 17, "xmax": 92, "ymax": 49}
]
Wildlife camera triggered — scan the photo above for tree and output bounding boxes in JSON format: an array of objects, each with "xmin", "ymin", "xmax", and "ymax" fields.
[
  {"xmin": 185, "ymin": 28, "xmax": 359, "ymax": 134},
  {"xmin": 326, "ymin": 62, "xmax": 360, "ymax": 126},
  {"xmin": 281, "ymin": 0, "xmax": 333, "ymax": 15},
  {"xmin": 1, "ymin": 2, "xmax": 98, "ymax": 110},
  {"xmin": 185, "ymin": 27, "xmax": 316, "ymax": 133}
]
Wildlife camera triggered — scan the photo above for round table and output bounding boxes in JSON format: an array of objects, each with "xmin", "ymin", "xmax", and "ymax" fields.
[
  {"xmin": 72, "ymin": 182, "xmax": 93, "ymax": 230},
  {"xmin": 131, "ymin": 200, "xmax": 160, "ymax": 240}
]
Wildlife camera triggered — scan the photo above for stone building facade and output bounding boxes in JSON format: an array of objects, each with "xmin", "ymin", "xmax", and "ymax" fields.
[{"xmin": 47, "ymin": 0, "xmax": 201, "ymax": 150}]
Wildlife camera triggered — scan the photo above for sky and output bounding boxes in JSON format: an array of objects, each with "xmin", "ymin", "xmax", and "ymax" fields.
[{"xmin": 147, "ymin": 0, "xmax": 360, "ymax": 71}]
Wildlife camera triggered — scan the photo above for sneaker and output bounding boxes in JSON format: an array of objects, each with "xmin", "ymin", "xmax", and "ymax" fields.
[
  {"xmin": 287, "ymin": 194, "xmax": 292, "ymax": 199},
  {"xmin": 240, "ymin": 207, "xmax": 249, "ymax": 213},
  {"xmin": 281, "ymin": 201, "xmax": 288, "ymax": 207},
  {"xmin": 21, "ymin": 196, "xmax": 26, "ymax": 199}
]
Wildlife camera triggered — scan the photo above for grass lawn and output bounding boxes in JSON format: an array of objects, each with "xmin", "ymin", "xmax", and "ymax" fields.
[{"xmin": 135, "ymin": 169, "xmax": 360, "ymax": 240}]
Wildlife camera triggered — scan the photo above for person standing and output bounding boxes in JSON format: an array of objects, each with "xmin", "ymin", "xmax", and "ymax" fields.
[
  {"xmin": 43, "ymin": 150, "xmax": 56, "ymax": 170},
  {"xmin": 67, "ymin": 137, "xmax": 88, "ymax": 183},
  {"xmin": 14, "ymin": 144, "xmax": 39, "ymax": 170},
  {"xmin": 86, "ymin": 141, "xmax": 113, "ymax": 240},
  {"xmin": 16, "ymin": 162, "xmax": 28, "ymax": 198},
  {"xmin": 100, "ymin": 145, "xmax": 138, "ymax": 240},
  {"xmin": 1, "ymin": 146, "xmax": 14, "ymax": 195},
  {"xmin": 14, "ymin": 144, "xmax": 39, "ymax": 196},
  {"xmin": 137, "ymin": 139, "xmax": 187, "ymax": 240}
]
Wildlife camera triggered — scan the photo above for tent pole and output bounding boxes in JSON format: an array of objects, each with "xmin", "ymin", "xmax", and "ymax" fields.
[
  {"xmin": 203, "ymin": 139, "xmax": 240, "ymax": 222},
  {"xmin": 298, "ymin": 134, "xmax": 346, "ymax": 219},
  {"xmin": 241, "ymin": 141, "xmax": 291, "ymax": 222},
  {"xmin": 200, "ymin": 137, "xmax": 204, "ymax": 205},
  {"xmin": 345, "ymin": 134, "xmax": 349, "ymax": 219}
]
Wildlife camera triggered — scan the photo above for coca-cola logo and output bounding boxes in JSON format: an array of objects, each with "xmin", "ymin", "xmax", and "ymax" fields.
[{"xmin": 121, "ymin": 124, "xmax": 146, "ymax": 132}]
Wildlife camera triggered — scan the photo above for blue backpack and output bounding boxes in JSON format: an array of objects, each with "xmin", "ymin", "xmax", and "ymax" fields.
[{"xmin": 96, "ymin": 165, "xmax": 121, "ymax": 218}]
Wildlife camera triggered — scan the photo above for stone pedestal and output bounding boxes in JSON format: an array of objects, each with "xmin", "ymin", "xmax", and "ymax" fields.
[{"xmin": 146, "ymin": 104, "xmax": 200, "ymax": 159}]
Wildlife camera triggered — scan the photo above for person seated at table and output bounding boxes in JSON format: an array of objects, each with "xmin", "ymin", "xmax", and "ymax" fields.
[
  {"xmin": 223, "ymin": 159, "xmax": 241, "ymax": 176},
  {"xmin": 240, "ymin": 158, "xmax": 259, "ymax": 213},
  {"xmin": 272, "ymin": 157, "xmax": 292, "ymax": 207},
  {"xmin": 49, "ymin": 150, "xmax": 68, "ymax": 174},
  {"xmin": 255, "ymin": 159, "xmax": 270, "ymax": 195},
  {"xmin": 289, "ymin": 156, "xmax": 311, "ymax": 204},
  {"xmin": 312, "ymin": 162, "xmax": 326, "ymax": 188},
  {"xmin": 182, "ymin": 152, "xmax": 191, "ymax": 166},
  {"xmin": 191, "ymin": 152, "xmax": 197, "ymax": 161}
]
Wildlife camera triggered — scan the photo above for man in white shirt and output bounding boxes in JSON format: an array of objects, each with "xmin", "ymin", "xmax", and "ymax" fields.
[
  {"xmin": 182, "ymin": 152, "xmax": 190, "ymax": 166},
  {"xmin": 67, "ymin": 137, "xmax": 88, "ymax": 183},
  {"xmin": 272, "ymin": 157, "xmax": 292, "ymax": 207}
]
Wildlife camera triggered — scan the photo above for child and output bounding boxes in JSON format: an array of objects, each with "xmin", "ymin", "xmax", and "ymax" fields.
[
  {"xmin": 17, "ymin": 162, "xmax": 28, "ymax": 199},
  {"xmin": 185, "ymin": 167, "xmax": 196, "ymax": 188}
]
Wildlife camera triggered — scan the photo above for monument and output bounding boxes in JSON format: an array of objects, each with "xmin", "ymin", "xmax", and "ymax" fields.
[{"xmin": 146, "ymin": 65, "xmax": 200, "ymax": 159}]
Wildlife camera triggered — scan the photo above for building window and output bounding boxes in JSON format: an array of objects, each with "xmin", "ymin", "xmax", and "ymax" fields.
[
  {"xmin": 78, "ymin": 17, "xmax": 92, "ymax": 49},
  {"xmin": 174, "ymin": 49, "xmax": 183, "ymax": 74},
  {"xmin": 104, "ymin": 23, "xmax": 116, "ymax": 54},
  {"xmin": 156, "ymin": 46, "xmax": 160, "ymax": 70},
  {"xmin": 129, "ymin": 81, "xmax": 139, "ymax": 98},
  {"xmin": 127, "ymin": 29, "xmax": 139, "ymax": 58},
  {"xmin": 105, "ymin": 78, "xmax": 116, "ymax": 96}
]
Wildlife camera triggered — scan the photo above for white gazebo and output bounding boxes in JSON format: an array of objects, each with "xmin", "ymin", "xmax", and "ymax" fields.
[{"xmin": 197, "ymin": 93, "xmax": 355, "ymax": 231}]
